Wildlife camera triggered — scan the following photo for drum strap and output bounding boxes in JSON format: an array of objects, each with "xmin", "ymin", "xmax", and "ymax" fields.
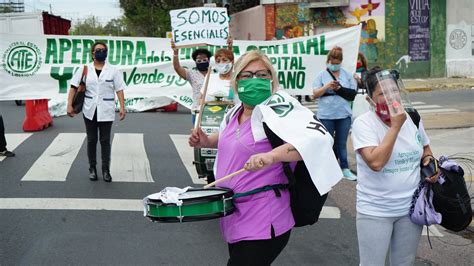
[{"xmin": 233, "ymin": 184, "xmax": 288, "ymax": 199}]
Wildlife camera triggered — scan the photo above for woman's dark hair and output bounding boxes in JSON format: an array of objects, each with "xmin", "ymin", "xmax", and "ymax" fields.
[
  {"xmin": 191, "ymin": 48, "xmax": 212, "ymax": 61},
  {"xmin": 91, "ymin": 41, "xmax": 108, "ymax": 52},
  {"xmin": 358, "ymin": 52, "xmax": 369, "ymax": 70},
  {"xmin": 364, "ymin": 66, "xmax": 401, "ymax": 97},
  {"xmin": 364, "ymin": 66, "xmax": 383, "ymax": 97}
]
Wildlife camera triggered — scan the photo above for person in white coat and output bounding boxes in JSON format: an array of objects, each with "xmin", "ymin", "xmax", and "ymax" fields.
[{"xmin": 67, "ymin": 41, "xmax": 125, "ymax": 182}]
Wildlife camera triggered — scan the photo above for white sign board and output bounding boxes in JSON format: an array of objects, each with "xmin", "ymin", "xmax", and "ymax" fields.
[{"xmin": 170, "ymin": 7, "xmax": 230, "ymax": 47}]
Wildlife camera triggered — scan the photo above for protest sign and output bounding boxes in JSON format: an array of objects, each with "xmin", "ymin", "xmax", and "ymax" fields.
[
  {"xmin": 170, "ymin": 7, "xmax": 230, "ymax": 47},
  {"xmin": 0, "ymin": 25, "xmax": 361, "ymax": 111}
]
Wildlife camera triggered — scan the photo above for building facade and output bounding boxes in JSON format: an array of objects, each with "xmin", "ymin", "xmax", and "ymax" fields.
[{"xmin": 230, "ymin": 0, "xmax": 472, "ymax": 78}]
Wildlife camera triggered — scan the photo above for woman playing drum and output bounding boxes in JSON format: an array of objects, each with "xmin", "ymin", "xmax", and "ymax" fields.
[{"xmin": 189, "ymin": 50, "xmax": 301, "ymax": 265}]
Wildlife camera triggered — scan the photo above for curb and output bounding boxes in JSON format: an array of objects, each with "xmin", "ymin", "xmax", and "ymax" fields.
[{"xmin": 406, "ymin": 87, "xmax": 432, "ymax": 92}]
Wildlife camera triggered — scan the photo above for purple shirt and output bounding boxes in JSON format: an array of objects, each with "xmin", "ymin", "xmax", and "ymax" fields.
[{"xmin": 216, "ymin": 109, "xmax": 294, "ymax": 244}]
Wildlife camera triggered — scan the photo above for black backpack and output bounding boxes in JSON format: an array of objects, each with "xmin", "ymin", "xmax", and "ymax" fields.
[
  {"xmin": 432, "ymin": 162, "xmax": 472, "ymax": 232},
  {"xmin": 406, "ymin": 108, "xmax": 421, "ymax": 129},
  {"xmin": 263, "ymin": 123, "xmax": 328, "ymax": 227},
  {"xmin": 407, "ymin": 110, "xmax": 472, "ymax": 231}
]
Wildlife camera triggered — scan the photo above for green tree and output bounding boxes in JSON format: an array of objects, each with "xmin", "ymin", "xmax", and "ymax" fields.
[
  {"xmin": 104, "ymin": 18, "xmax": 131, "ymax": 36},
  {"xmin": 71, "ymin": 16, "xmax": 105, "ymax": 35},
  {"xmin": 0, "ymin": 6, "xmax": 13, "ymax": 13},
  {"xmin": 119, "ymin": 0, "xmax": 202, "ymax": 37}
]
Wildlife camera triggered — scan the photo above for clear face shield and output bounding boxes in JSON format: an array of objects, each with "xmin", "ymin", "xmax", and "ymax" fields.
[{"xmin": 375, "ymin": 70, "xmax": 414, "ymax": 116}]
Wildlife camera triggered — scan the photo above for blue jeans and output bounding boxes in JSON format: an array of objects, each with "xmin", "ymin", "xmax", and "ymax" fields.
[{"xmin": 320, "ymin": 117, "xmax": 351, "ymax": 169}]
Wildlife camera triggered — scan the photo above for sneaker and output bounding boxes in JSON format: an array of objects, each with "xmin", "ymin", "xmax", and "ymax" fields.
[
  {"xmin": 0, "ymin": 150, "xmax": 15, "ymax": 157},
  {"xmin": 342, "ymin": 168, "xmax": 357, "ymax": 181}
]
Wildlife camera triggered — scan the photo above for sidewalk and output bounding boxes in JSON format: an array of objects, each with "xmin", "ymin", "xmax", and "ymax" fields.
[{"xmin": 404, "ymin": 77, "xmax": 474, "ymax": 92}]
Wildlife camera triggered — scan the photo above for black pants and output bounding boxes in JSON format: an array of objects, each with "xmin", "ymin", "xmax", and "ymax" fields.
[
  {"xmin": 0, "ymin": 115, "xmax": 6, "ymax": 151},
  {"xmin": 227, "ymin": 228, "xmax": 291, "ymax": 266},
  {"xmin": 83, "ymin": 111, "xmax": 113, "ymax": 170}
]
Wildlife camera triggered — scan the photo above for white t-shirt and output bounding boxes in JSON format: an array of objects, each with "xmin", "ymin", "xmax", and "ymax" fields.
[
  {"xmin": 201, "ymin": 73, "xmax": 241, "ymax": 105},
  {"xmin": 185, "ymin": 69, "xmax": 205, "ymax": 112},
  {"xmin": 202, "ymin": 73, "xmax": 231, "ymax": 101},
  {"xmin": 351, "ymin": 111, "xmax": 430, "ymax": 217}
]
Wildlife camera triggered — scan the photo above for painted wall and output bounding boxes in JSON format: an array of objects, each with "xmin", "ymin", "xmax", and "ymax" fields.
[
  {"xmin": 230, "ymin": 5, "xmax": 266, "ymax": 41},
  {"xmin": 378, "ymin": 0, "xmax": 446, "ymax": 78},
  {"xmin": 446, "ymin": 0, "xmax": 473, "ymax": 77},
  {"xmin": 343, "ymin": 0, "xmax": 385, "ymax": 64},
  {"xmin": 230, "ymin": 0, "xmax": 448, "ymax": 78}
]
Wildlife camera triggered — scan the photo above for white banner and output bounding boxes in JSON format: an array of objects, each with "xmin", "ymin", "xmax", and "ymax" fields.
[
  {"xmin": 0, "ymin": 25, "xmax": 361, "ymax": 109},
  {"xmin": 170, "ymin": 7, "xmax": 230, "ymax": 47}
]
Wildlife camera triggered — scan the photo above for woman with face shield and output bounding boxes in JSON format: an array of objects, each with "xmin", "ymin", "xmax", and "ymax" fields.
[
  {"xmin": 188, "ymin": 50, "xmax": 302, "ymax": 265},
  {"xmin": 351, "ymin": 66, "xmax": 439, "ymax": 265}
]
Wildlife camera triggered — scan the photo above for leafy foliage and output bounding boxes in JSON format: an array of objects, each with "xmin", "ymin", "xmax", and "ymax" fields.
[
  {"xmin": 71, "ymin": 16, "xmax": 131, "ymax": 36},
  {"xmin": 119, "ymin": 0, "xmax": 202, "ymax": 37}
]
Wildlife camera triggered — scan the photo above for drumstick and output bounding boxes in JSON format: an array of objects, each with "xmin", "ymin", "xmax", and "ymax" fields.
[
  {"xmin": 195, "ymin": 67, "xmax": 213, "ymax": 130},
  {"xmin": 203, "ymin": 168, "xmax": 246, "ymax": 189}
]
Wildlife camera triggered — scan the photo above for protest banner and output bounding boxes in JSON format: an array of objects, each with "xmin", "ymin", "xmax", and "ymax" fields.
[
  {"xmin": 0, "ymin": 25, "xmax": 361, "ymax": 111},
  {"xmin": 170, "ymin": 7, "xmax": 230, "ymax": 47}
]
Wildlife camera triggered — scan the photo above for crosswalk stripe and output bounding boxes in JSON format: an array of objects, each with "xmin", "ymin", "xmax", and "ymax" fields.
[
  {"xmin": 169, "ymin": 134, "xmax": 206, "ymax": 185},
  {"xmin": 411, "ymin": 101, "xmax": 425, "ymax": 105},
  {"xmin": 418, "ymin": 108, "xmax": 459, "ymax": 114},
  {"xmin": 110, "ymin": 133, "xmax": 154, "ymax": 182},
  {"xmin": 0, "ymin": 197, "xmax": 341, "ymax": 219},
  {"xmin": 412, "ymin": 104, "xmax": 442, "ymax": 109},
  {"xmin": 1, "ymin": 133, "xmax": 32, "ymax": 162},
  {"xmin": 21, "ymin": 133, "xmax": 86, "ymax": 181}
]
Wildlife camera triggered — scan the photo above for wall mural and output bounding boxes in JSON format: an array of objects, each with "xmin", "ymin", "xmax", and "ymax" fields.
[
  {"xmin": 269, "ymin": 1, "xmax": 385, "ymax": 64},
  {"xmin": 343, "ymin": 0, "xmax": 386, "ymax": 63}
]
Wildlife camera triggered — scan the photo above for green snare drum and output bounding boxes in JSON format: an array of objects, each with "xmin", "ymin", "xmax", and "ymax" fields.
[
  {"xmin": 144, "ymin": 188, "xmax": 235, "ymax": 223},
  {"xmin": 194, "ymin": 101, "xmax": 234, "ymax": 184}
]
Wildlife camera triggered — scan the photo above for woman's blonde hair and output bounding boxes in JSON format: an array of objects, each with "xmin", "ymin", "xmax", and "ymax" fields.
[{"xmin": 231, "ymin": 50, "xmax": 279, "ymax": 93}]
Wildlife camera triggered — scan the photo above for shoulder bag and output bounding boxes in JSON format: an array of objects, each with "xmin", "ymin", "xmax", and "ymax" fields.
[{"xmin": 72, "ymin": 65, "xmax": 88, "ymax": 114}]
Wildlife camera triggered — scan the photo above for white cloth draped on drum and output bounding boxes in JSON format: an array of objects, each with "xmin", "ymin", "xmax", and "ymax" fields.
[{"xmin": 250, "ymin": 90, "xmax": 342, "ymax": 195}]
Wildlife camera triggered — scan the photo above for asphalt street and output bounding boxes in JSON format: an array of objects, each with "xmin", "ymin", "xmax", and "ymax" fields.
[{"xmin": 1, "ymin": 88, "xmax": 473, "ymax": 265}]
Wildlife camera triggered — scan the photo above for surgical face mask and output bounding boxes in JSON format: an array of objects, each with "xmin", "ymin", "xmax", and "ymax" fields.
[
  {"xmin": 327, "ymin": 63, "xmax": 341, "ymax": 72},
  {"xmin": 237, "ymin": 78, "xmax": 272, "ymax": 107},
  {"xmin": 94, "ymin": 49, "xmax": 107, "ymax": 61},
  {"xmin": 368, "ymin": 96, "xmax": 391, "ymax": 123},
  {"xmin": 196, "ymin": 61, "xmax": 209, "ymax": 71},
  {"xmin": 376, "ymin": 102, "xmax": 391, "ymax": 122},
  {"xmin": 215, "ymin": 62, "xmax": 232, "ymax": 75}
]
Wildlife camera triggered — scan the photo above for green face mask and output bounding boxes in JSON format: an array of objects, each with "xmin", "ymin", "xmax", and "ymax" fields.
[{"xmin": 237, "ymin": 78, "xmax": 272, "ymax": 106}]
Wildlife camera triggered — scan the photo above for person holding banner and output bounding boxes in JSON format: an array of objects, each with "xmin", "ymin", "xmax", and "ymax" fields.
[
  {"xmin": 171, "ymin": 38, "xmax": 233, "ymax": 124},
  {"xmin": 201, "ymin": 48, "xmax": 239, "ymax": 104},
  {"xmin": 312, "ymin": 46, "xmax": 358, "ymax": 181},
  {"xmin": 67, "ymin": 41, "xmax": 126, "ymax": 183},
  {"xmin": 351, "ymin": 66, "xmax": 438, "ymax": 265},
  {"xmin": 354, "ymin": 52, "xmax": 369, "ymax": 90}
]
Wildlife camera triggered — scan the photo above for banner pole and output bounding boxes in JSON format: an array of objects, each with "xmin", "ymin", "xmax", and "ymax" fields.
[{"xmin": 194, "ymin": 67, "xmax": 212, "ymax": 130}]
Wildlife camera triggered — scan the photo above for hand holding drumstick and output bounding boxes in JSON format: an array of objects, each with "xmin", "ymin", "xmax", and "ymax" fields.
[{"xmin": 203, "ymin": 153, "xmax": 272, "ymax": 189}]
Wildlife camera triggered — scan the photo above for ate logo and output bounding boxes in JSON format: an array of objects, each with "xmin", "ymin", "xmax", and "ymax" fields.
[
  {"xmin": 2, "ymin": 41, "xmax": 42, "ymax": 77},
  {"xmin": 266, "ymin": 93, "xmax": 294, "ymax": 118}
]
